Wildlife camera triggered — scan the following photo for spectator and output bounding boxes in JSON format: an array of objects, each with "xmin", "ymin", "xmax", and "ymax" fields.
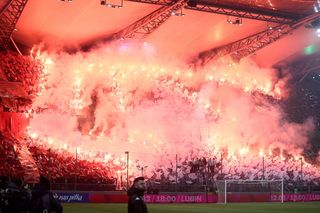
[
  {"xmin": 0, "ymin": 177, "xmax": 30, "ymax": 213},
  {"xmin": 127, "ymin": 177, "xmax": 148, "ymax": 213},
  {"xmin": 30, "ymin": 176, "xmax": 63, "ymax": 213}
]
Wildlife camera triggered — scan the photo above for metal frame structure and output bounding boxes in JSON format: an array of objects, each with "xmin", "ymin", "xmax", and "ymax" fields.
[
  {"xmin": 126, "ymin": 0, "xmax": 172, "ymax": 6},
  {"xmin": 299, "ymin": 62, "xmax": 320, "ymax": 82},
  {"xmin": 0, "ymin": 0, "xmax": 315, "ymax": 67},
  {"xmin": 0, "ymin": 0, "xmax": 28, "ymax": 51},
  {"xmin": 196, "ymin": 13, "xmax": 320, "ymax": 66},
  {"xmin": 215, "ymin": 179, "xmax": 284, "ymax": 204},
  {"xmin": 0, "ymin": 0, "xmax": 305, "ymax": 53},
  {"xmin": 196, "ymin": 23, "xmax": 293, "ymax": 66},
  {"xmin": 282, "ymin": 54, "xmax": 320, "ymax": 82},
  {"xmin": 0, "ymin": 0, "xmax": 12, "ymax": 16},
  {"xmin": 125, "ymin": 0, "xmax": 299, "ymax": 24},
  {"xmin": 184, "ymin": 1, "xmax": 298, "ymax": 24},
  {"xmin": 113, "ymin": 0, "xmax": 186, "ymax": 40}
]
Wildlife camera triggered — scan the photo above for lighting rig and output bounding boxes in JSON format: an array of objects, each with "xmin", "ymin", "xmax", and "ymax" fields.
[
  {"xmin": 171, "ymin": 7, "xmax": 185, "ymax": 17},
  {"xmin": 100, "ymin": 0, "xmax": 123, "ymax": 9},
  {"xmin": 227, "ymin": 16, "xmax": 242, "ymax": 25}
]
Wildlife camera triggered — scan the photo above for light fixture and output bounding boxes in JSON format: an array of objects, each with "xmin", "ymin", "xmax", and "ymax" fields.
[
  {"xmin": 105, "ymin": 0, "xmax": 123, "ymax": 8},
  {"xmin": 305, "ymin": 17, "xmax": 320, "ymax": 39},
  {"xmin": 317, "ymin": 28, "xmax": 320, "ymax": 37},
  {"xmin": 171, "ymin": 7, "xmax": 185, "ymax": 17},
  {"xmin": 268, "ymin": 23, "xmax": 274, "ymax": 30},
  {"xmin": 227, "ymin": 16, "xmax": 242, "ymax": 25},
  {"xmin": 314, "ymin": 0, "xmax": 320, "ymax": 13}
]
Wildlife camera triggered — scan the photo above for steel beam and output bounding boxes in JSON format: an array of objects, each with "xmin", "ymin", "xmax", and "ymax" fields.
[
  {"xmin": 0, "ymin": 0, "xmax": 12, "ymax": 16},
  {"xmin": 125, "ymin": 0, "xmax": 300, "ymax": 25},
  {"xmin": 0, "ymin": 0, "xmax": 28, "ymax": 51},
  {"xmin": 185, "ymin": 2, "xmax": 297, "ymax": 24},
  {"xmin": 113, "ymin": 0, "xmax": 186, "ymax": 40},
  {"xmin": 195, "ymin": 13, "xmax": 320, "ymax": 66},
  {"xmin": 125, "ymin": 0, "xmax": 172, "ymax": 6}
]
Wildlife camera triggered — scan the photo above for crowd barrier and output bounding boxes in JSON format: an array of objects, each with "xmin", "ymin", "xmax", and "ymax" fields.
[
  {"xmin": 53, "ymin": 192, "xmax": 320, "ymax": 203},
  {"xmin": 271, "ymin": 194, "xmax": 320, "ymax": 202},
  {"xmin": 144, "ymin": 194, "xmax": 217, "ymax": 203}
]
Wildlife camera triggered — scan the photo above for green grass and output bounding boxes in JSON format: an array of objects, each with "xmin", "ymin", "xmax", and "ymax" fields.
[{"xmin": 63, "ymin": 202, "xmax": 320, "ymax": 213}]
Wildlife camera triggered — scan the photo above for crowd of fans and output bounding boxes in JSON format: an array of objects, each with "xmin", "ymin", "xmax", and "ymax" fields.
[
  {"xmin": 1, "ymin": 50, "xmax": 319, "ymax": 196},
  {"xmin": 1, "ymin": 131, "xmax": 320, "ymax": 193},
  {"xmin": 1, "ymin": 132, "xmax": 118, "ymax": 191},
  {"xmin": 0, "ymin": 52, "xmax": 43, "ymax": 97},
  {"xmin": 0, "ymin": 134, "xmax": 24, "ymax": 180},
  {"xmin": 26, "ymin": 138, "xmax": 117, "ymax": 191},
  {"xmin": 148, "ymin": 151, "xmax": 319, "ymax": 182},
  {"xmin": 146, "ymin": 149, "xmax": 320, "ymax": 193}
]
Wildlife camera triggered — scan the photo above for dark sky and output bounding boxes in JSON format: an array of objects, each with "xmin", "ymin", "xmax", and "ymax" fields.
[{"xmin": 282, "ymin": 69, "xmax": 320, "ymax": 160}]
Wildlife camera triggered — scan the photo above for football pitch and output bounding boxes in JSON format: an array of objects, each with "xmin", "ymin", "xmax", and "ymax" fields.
[{"xmin": 63, "ymin": 202, "xmax": 320, "ymax": 213}]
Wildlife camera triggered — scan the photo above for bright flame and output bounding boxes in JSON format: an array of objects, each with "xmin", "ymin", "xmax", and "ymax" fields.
[{"xmin": 26, "ymin": 41, "xmax": 319, "ymax": 180}]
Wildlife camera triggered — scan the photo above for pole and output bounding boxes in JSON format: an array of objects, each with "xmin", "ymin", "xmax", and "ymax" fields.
[
  {"xmin": 224, "ymin": 180, "xmax": 227, "ymax": 204},
  {"xmin": 48, "ymin": 149, "xmax": 51, "ymax": 181},
  {"xmin": 175, "ymin": 154, "xmax": 178, "ymax": 192},
  {"xmin": 220, "ymin": 153, "xmax": 223, "ymax": 176},
  {"xmin": 300, "ymin": 158, "xmax": 303, "ymax": 180},
  {"xmin": 281, "ymin": 179, "xmax": 284, "ymax": 203},
  {"xmin": 262, "ymin": 155, "xmax": 265, "ymax": 180},
  {"xmin": 125, "ymin": 151, "xmax": 129, "ymax": 190},
  {"xmin": 74, "ymin": 148, "xmax": 78, "ymax": 191},
  {"xmin": 205, "ymin": 158, "xmax": 208, "ymax": 203},
  {"xmin": 120, "ymin": 174, "xmax": 123, "ymax": 190}
]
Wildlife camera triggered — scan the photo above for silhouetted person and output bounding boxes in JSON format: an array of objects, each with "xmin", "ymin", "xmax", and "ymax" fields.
[
  {"xmin": 127, "ymin": 177, "xmax": 148, "ymax": 213},
  {"xmin": 0, "ymin": 176, "xmax": 8, "ymax": 212},
  {"xmin": 1, "ymin": 177, "xmax": 31, "ymax": 213},
  {"xmin": 30, "ymin": 176, "xmax": 63, "ymax": 213}
]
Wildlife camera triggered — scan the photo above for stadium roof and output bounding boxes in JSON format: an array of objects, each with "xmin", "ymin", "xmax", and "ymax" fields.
[
  {"xmin": 8, "ymin": 0, "xmax": 320, "ymax": 66},
  {"xmin": 201, "ymin": 0, "xmax": 315, "ymax": 15}
]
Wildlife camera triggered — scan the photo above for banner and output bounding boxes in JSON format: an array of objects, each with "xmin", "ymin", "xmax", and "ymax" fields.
[
  {"xmin": 53, "ymin": 192, "xmax": 89, "ymax": 203},
  {"xmin": 52, "ymin": 192, "xmax": 320, "ymax": 203},
  {"xmin": 144, "ymin": 194, "xmax": 217, "ymax": 203},
  {"xmin": 88, "ymin": 194, "xmax": 217, "ymax": 203},
  {"xmin": 89, "ymin": 194, "xmax": 127, "ymax": 203},
  {"xmin": 271, "ymin": 194, "xmax": 320, "ymax": 202}
]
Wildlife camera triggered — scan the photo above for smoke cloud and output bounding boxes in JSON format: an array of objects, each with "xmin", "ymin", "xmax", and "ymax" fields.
[{"xmin": 28, "ymin": 41, "xmax": 316, "ymax": 175}]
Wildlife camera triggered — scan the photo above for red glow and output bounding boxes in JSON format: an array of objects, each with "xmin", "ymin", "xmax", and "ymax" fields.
[{"xmin": 24, "ymin": 42, "xmax": 320, "ymax": 181}]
